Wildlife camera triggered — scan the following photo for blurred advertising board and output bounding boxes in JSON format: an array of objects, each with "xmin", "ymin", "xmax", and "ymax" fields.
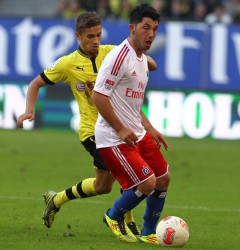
[
  {"xmin": 1, "ymin": 82, "xmax": 239, "ymax": 140},
  {"xmin": 146, "ymin": 90, "xmax": 240, "ymax": 140}
]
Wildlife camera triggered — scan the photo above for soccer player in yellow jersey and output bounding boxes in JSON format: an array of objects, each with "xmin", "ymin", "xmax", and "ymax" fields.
[{"xmin": 17, "ymin": 12, "xmax": 157, "ymax": 235}]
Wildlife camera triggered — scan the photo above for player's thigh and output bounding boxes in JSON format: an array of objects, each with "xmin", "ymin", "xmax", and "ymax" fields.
[
  {"xmin": 95, "ymin": 168, "xmax": 115, "ymax": 188},
  {"xmin": 81, "ymin": 136, "xmax": 109, "ymax": 171}
]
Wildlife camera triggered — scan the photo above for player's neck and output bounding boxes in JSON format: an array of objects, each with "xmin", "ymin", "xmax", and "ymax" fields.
[
  {"xmin": 127, "ymin": 37, "xmax": 143, "ymax": 58},
  {"xmin": 78, "ymin": 46, "xmax": 97, "ymax": 58}
]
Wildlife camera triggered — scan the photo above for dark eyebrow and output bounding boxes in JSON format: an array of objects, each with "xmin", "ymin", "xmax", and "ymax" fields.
[
  {"xmin": 87, "ymin": 32, "xmax": 102, "ymax": 36},
  {"xmin": 142, "ymin": 23, "xmax": 158, "ymax": 29}
]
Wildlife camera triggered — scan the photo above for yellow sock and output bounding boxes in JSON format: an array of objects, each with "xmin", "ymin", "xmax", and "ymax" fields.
[
  {"xmin": 54, "ymin": 190, "xmax": 70, "ymax": 208},
  {"xmin": 54, "ymin": 178, "xmax": 97, "ymax": 208},
  {"xmin": 74, "ymin": 178, "xmax": 97, "ymax": 197},
  {"xmin": 124, "ymin": 210, "xmax": 135, "ymax": 223}
]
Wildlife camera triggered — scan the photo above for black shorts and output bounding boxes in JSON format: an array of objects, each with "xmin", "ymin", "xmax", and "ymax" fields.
[{"xmin": 81, "ymin": 136, "xmax": 109, "ymax": 171}]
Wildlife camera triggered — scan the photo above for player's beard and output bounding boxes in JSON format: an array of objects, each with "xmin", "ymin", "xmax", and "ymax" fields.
[{"xmin": 135, "ymin": 34, "xmax": 151, "ymax": 52}]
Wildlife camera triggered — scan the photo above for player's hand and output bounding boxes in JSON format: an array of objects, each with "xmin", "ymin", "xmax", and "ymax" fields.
[
  {"xmin": 147, "ymin": 127, "xmax": 169, "ymax": 151},
  {"xmin": 17, "ymin": 113, "xmax": 34, "ymax": 128},
  {"xmin": 117, "ymin": 127, "xmax": 138, "ymax": 148}
]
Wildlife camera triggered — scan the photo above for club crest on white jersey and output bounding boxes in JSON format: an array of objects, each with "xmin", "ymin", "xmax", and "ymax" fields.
[{"xmin": 104, "ymin": 79, "xmax": 115, "ymax": 90}]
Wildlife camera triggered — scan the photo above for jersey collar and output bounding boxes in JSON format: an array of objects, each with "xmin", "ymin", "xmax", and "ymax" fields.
[{"xmin": 78, "ymin": 46, "xmax": 98, "ymax": 59}]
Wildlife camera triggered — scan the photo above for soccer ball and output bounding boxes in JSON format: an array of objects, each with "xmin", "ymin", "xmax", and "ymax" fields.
[{"xmin": 156, "ymin": 216, "xmax": 190, "ymax": 247}]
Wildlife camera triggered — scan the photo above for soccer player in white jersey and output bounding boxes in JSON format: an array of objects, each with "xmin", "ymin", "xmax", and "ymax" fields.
[{"xmin": 92, "ymin": 3, "xmax": 170, "ymax": 244}]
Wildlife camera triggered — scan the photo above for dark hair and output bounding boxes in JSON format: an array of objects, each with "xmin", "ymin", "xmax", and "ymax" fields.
[
  {"xmin": 75, "ymin": 12, "xmax": 101, "ymax": 34},
  {"xmin": 129, "ymin": 3, "xmax": 160, "ymax": 24}
]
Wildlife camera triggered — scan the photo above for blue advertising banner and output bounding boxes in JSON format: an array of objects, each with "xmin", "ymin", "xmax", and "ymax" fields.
[{"xmin": 0, "ymin": 18, "xmax": 240, "ymax": 92}]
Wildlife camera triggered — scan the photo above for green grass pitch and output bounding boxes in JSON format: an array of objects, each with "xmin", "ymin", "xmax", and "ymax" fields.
[{"xmin": 0, "ymin": 128, "xmax": 239, "ymax": 250}]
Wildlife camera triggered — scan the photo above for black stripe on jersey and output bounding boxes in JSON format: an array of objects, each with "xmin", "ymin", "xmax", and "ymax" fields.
[
  {"xmin": 40, "ymin": 72, "xmax": 55, "ymax": 85},
  {"xmin": 78, "ymin": 46, "xmax": 98, "ymax": 73},
  {"xmin": 90, "ymin": 57, "xmax": 98, "ymax": 73}
]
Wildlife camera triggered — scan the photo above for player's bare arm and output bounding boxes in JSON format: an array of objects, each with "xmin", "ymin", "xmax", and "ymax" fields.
[
  {"xmin": 140, "ymin": 110, "xmax": 168, "ymax": 150},
  {"xmin": 92, "ymin": 91, "xmax": 138, "ymax": 148},
  {"xmin": 146, "ymin": 55, "xmax": 157, "ymax": 71},
  {"xmin": 17, "ymin": 75, "xmax": 47, "ymax": 128}
]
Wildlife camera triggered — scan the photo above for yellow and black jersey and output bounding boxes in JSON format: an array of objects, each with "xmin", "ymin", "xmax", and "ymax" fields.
[{"xmin": 40, "ymin": 45, "xmax": 115, "ymax": 142}]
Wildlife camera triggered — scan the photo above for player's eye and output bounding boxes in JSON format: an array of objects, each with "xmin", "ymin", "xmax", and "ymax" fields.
[{"xmin": 143, "ymin": 26, "xmax": 150, "ymax": 30}]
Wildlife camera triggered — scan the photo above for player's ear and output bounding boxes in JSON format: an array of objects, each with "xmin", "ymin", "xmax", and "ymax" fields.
[
  {"xmin": 129, "ymin": 23, "xmax": 135, "ymax": 34},
  {"xmin": 75, "ymin": 31, "xmax": 81, "ymax": 40}
]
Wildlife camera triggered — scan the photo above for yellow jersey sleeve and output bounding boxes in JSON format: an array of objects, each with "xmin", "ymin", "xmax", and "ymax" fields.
[{"xmin": 42, "ymin": 57, "xmax": 68, "ymax": 84}]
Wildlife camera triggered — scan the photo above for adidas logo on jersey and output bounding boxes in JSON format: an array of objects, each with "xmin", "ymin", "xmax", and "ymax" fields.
[{"xmin": 131, "ymin": 71, "xmax": 137, "ymax": 76}]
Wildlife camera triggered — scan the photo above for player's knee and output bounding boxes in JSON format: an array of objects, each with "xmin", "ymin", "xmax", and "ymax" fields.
[
  {"xmin": 164, "ymin": 172, "xmax": 171, "ymax": 185},
  {"xmin": 157, "ymin": 172, "xmax": 171, "ymax": 190},
  {"xmin": 94, "ymin": 169, "xmax": 114, "ymax": 194},
  {"xmin": 95, "ymin": 184, "xmax": 112, "ymax": 194},
  {"xmin": 138, "ymin": 176, "xmax": 156, "ymax": 195}
]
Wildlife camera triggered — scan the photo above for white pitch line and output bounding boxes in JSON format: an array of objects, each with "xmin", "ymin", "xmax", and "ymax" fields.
[{"xmin": 0, "ymin": 195, "xmax": 239, "ymax": 213}]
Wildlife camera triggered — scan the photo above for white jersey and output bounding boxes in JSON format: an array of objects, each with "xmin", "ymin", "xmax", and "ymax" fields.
[{"xmin": 94, "ymin": 39, "xmax": 149, "ymax": 148}]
